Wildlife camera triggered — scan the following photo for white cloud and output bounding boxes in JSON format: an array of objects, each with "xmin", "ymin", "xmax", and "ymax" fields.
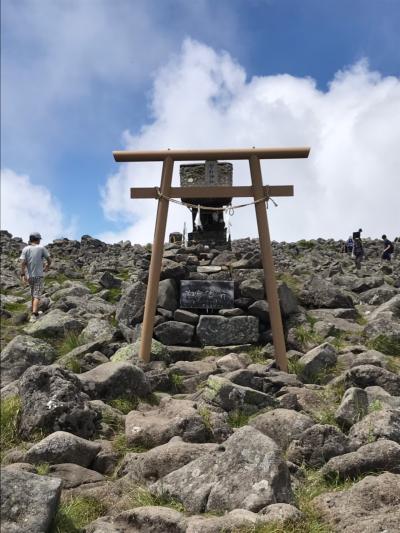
[
  {"xmin": 1, "ymin": 169, "xmax": 77, "ymax": 244},
  {"xmin": 100, "ymin": 40, "xmax": 400, "ymax": 244}
]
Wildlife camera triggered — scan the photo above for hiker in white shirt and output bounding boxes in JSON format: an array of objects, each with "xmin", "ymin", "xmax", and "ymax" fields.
[{"xmin": 19, "ymin": 232, "xmax": 51, "ymax": 322}]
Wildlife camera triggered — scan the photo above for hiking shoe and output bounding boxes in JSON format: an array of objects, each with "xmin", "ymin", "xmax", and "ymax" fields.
[{"xmin": 29, "ymin": 315, "xmax": 37, "ymax": 323}]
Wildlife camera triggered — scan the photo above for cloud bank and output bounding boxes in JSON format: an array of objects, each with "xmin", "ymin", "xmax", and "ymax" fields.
[
  {"xmin": 1, "ymin": 169, "xmax": 77, "ymax": 244},
  {"xmin": 100, "ymin": 39, "xmax": 400, "ymax": 244}
]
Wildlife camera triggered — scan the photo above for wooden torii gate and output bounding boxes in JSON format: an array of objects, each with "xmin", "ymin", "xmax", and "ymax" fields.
[{"xmin": 113, "ymin": 147, "xmax": 310, "ymax": 372}]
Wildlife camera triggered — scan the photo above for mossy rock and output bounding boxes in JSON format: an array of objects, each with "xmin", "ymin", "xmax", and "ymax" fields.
[{"xmin": 111, "ymin": 339, "xmax": 168, "ymax": 362}]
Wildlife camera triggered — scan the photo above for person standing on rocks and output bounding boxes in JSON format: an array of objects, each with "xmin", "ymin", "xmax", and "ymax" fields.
[
  {"xmin": 19, "ymin": 232, "xmax": 51, "ymax": 322},
  {"xmin": 381, "ymin": 235, "xmax": 394, "ymax": 261},
  {"xmin": 352, "ymin": 231, "xmax": 364, "ymax": 270}
]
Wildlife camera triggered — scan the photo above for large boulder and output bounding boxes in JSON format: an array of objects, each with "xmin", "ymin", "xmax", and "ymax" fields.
[
  {"xmin": 340, "ymin": 365, "xmax": 400, "ymax": 396},
  {"xmin": 151, "ymin": 426, "xmax": 293, "ymax": 513},
  {"xmin": 197, "ymin": 315, "xmax": 259, "ymax": 346},
  {"xmin": 25, "ymin": 431, "xmax": 101, "ymax": 467},
  {"xmin": 157, "ymin": 279, "xmax": 178, "ymax": 311},
  {"xmin": 313, "ymin": 473, "xmax": 400, "ymax": 533},
  {"xmin": 1, "ymin": 468, "xmax": 62, "ymax": 533},
  {"xmin": 202, "ymin": 375, "xmax": 276, "ymax": 413},
  {"xmin": 117, "ymin": 440, "xmax": 218, "ymax": 483},
  {"xmin": 125, "ymin": 398, "xmax": 214, "ymax": 447},
  {"xmin": 1, "ymin": 335, "xmax": 57, "ymax": 386},
  {"xmin": 249, "ymin": 409, "xmax": 314, "ymax": 451},
  {"xmin": 78, "ymin": 362, "xmax": 150, "ymax": 401},
  {"xmin": 286, "ymin": 424, "xmax": 350, "ymax": 467},
  {"xmin": 348, "ymin": 408, "xmax": 400, "ymax": 448},
  {"xmin": 298, "ymin": 343, "xmax": 337, "ymax": 381},
  {"xmin": 23, "ymin": 309, "xmax": 85, "ymax": 338},
  {"xmin": 19, "ymin": 365, "xmax": 97, "ymax": 439},
  {"xmin": 79, "ymin": 318, "xmax": 117, "ymax": 343},
  {"xmin": 116, "ymin": 281, "xmax": 147, "ymax": 327},
  {"xmin": 321, "ymin": 439, "xmax": 400, "ymax": 481},
  {"xmin": 299, "ymin": 276, "xmax": 354, "ymax": 309},
  {"xmin": 278, "ymin": 282, "xmax": 299, "ymax": 316},
  {"xmin": 153, "ymin": 321, "xmax": 194, "ymax": 346}
]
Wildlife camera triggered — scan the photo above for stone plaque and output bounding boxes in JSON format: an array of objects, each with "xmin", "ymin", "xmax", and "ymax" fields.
[{"xmin": 180, "ymin": 280, "xmax": 234, "ymax": 309}]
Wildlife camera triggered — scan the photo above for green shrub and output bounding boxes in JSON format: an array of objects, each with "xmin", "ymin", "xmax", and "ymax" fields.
[
  {"xmin": 103, "ymin": 287, "xmax": 122, "ymax": 303},
  {"xmin": 244, "ymin": 345, "xmax": 271, "ymax": 364},
  {"xmin": 227, "ymin": 409, "xmax": 250, "ymax": 428},
  {"xmin": 169, "ymin": 372, "xmax": 184, "ymax": 392},
  {"xmin": 124, "ymin": 486, "xmax": 184, "ymax": 512},
  {"xmin": 52, "ymin": 496, "xmax": 107, "ymax": 533},
  {"xmin": 58, "ymin": 333, "xmax": 85, "ymax": 356},
  {"xmin": 36, "ymin": 463, "xmax": 50, "ymax": 475},
  {"xmin": 111, "ymin": 434, "xmax": 148, "ymax": 456}
]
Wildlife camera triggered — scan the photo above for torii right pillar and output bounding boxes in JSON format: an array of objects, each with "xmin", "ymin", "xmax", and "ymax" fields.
[{"xmin": 249, "ymin": 155, "xmax": 288, "ymax": 371}]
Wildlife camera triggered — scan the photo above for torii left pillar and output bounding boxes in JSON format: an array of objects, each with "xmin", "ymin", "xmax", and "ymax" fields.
[{"xmin": 113, "ymin": 147, "xmax": 310, "ymax": 371}]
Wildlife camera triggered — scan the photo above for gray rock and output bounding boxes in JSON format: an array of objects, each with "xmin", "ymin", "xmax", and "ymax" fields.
[
  {"xmin": 116, "ymin": 281, "xmax": 147, "ymax": 327},
  {"xmin": 321, "ymin": 439, "xmax": 400, "ymax": 481},
  {"xmin": 117, "ymin": 441, "xmax": 217, "ymax": 483},
  {"xmin": 341, "ymin": 364, "xmax": 400, "ymax": 396},
  {"xmin": 161, "ymin": 259, "xmax": 186, "ymax": 279},
  {"xmin": 337, "ymin": 349, "xmax": 387, "ymax": 369},
  {"xmin": 157, "ymin": 279, "xmax": 178, "ymax": 311},
  {"xmin": 154, "ymin": 321, "xmax": 195, "ymax": 346},
  {"xmin": 24, "ymin": 309, "xmax": 85, "ymax": 338},
  {"xmin": 86, "ymin": 506, "xmax": 186, "ymax": 533},
  {"xmin": 1, "ymin": 335, "xmax": 57, "ymax": 386},
  {"xmin": 1, "ymin": 468, "xmax": 62, "ymax": 533},
  {"xmin": 125, "ymin": 398, "xmax": 212, "ymax": 447},
  {"xmin": 259, "ymin": 503, "xmax": 303, "ymax": 522},
  {"xmin": 286, "ymin": 424, "xmax": 350, "ymax": 467},
  {"xmin": 151, "ymin": 426, "xmax": 293, "ymax": 513},
  {"xmin": 19, "ymin": 365, "xmax": 97, "ymax": 439},
  {"xmin": 359, "ymin": 285, "xmax": 398, "ymax": 305},
  {"xmin": 249, "ymin": 409, "xmax": 314, "ymax": 451},
  {"xmin": 218, "ymin": 307, "xmax": 245, "ymax": 317},
  {"xmin": 300, "ymin": 276, "xmax": 354, "ymax": 309},
  {"xmin": 173, "ymin": 309, "xmax": 199, "ymax": 324},
  {"xmin": 202, "ymin": 375, "xmax": 276, "ymax": 412},
  {"xmin": 313, "ymin": 473, "xmax": 400, "ymax": 533},
  {"xmin": 78, "ymin": 362, "xmax": 150, "ymax": 400},
  {"xmin": 239, "ymin": 278, "xmax": 264, "ymax": 299},
  {"xmin": 47, "ymin": 463, "xmax": 104, "ymax": 488},
  {"xmin": 25, "ymin": 431, "xmax": 101, "ymax": 467},
  {"xmin": 278, "ymin": 282, "xmax": 299, "ymax": 317},
  {"xmin": 216, "ymin": 353, "xmax": 251, "ymax": 372},
  {"xmin": 348, "ymin": 408, "xmax": 400, "ymax": 447},
  {"xmin": 299, "ymin": 343, "xmax": 337, "ymax": 381},
  {"xmin": 335, "ymin": 387, "xmax": 369, "ymax": 429},
  {"xmin": 211, "ymin": 251, "xmax": 237, "ymax": 266},
  {"xmin": 79, "ymin": 318, "xmax": 116, "ymax": 343},
  {"xmin": 98, "ymin": 271, "xmax": 122, "ymax": 289},
  {"xmin": 247, "ymin": 300, "xmax": 270, "ymax": 324},
  {"xmin": 365, "ymin": 385, "xmax": 400, "ymax": 410},
  {"xmin": 197, "ymin": 315, "xmax": 259, "ymax": 346}
]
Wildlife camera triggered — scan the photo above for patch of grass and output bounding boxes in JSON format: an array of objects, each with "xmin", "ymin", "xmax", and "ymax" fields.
[
  {"xmin": 58, "ymin": 332, "xmax": 86, "ymax": 356},
  {"xmin": 198, "ymin": 405, "xmax": 213, "ymax": 432},
  {"xmin": 244, "ymin": 345, "xmax": 271, "ymax": 364},
  {"xmin": 294, "ymin": 325, "xmax": 323, "ymax": 348},
  {"xmin": 329, "ymin": 332, "xmax": 347, "ymax": 351},
  {"xmin": 124, "ymin": 485, "xmax": 184, "ymax": 512},
  {"xmin": 277, "ymin": 273, "xmax": 301, "ymax": 295},
  {"xmin": 366, "ymin": 335, "xmax": 400, "ymax": 356},
  {"xmin": 0, "ymin": 396, "xmax": 22, "ymax": 460},
  {"xmin": 52, "ymin": 496, "xmax": 107, "ymax": 533},
  {"xmin": 85, "ymin": 282, "xmax": 101, "ymax": 294},
  {"xmin": 108, "ymin": 397, "xmax": 139, "ymax": 415},
  {"xmin": 45, "ymin": 273, "xmax": 68, "ymax": 285},
  {"xmin": 355, "ymin": 313, "xmax": 368, "ymax": 326},
  {"xmin": 200, "ymin": 347, "xmax": 225, "ymax": 358},
  {"xmin": 297, "ymin": 239, "xmax": 316, "ymax": 249},
  {"xmin": 169, "ymin": 372, "xmax": 184, "ymax": 392},
  {"xmin": 36, "ymin": 463, "xmax": 50, "ymax": 475},
  {"xmin": 386, "ymin": 356, "xmax": 400, "ymax": 374},
  {"xmin": 103, "ymin": 287, "xmax": 122, "ymax": 303},
  {"xmin": 368, "ymin": 399, "xmax": 383, "ymax": 413},
  {"xmin": 111, "ymin": 434, "xmax": 149, "ymax": 457},
  {"xmin": 3, "ymin": 301, "xmax": 28, "ymax": 313},
  {"xmin": 288, "ymin": 358, "xmax": 305, "ymax": 376},
  {"xmin": 117, "ymin": 271, "xmax": 131, "ymax": 281},
  {"xmin": 311, "ymin": 384, "xmax": 345, "ymax": 427},
  {"xmin": 228, "ymin": 409, "xmax": 250, "ymax": 428},
  {"xmin": 64, "ymin": 357, "xmax": 82, "ymax": 374}
]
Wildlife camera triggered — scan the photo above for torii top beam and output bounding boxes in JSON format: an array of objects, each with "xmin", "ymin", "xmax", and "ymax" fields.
[{"xmin": 113, "ymin": 147, "xmax": 310, "ymax": 162}]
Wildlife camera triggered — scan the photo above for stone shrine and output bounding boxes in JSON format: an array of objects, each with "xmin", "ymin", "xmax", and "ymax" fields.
[{"xmin": 180, "ymin": 161, "xmax": 233, "ymax": 248}]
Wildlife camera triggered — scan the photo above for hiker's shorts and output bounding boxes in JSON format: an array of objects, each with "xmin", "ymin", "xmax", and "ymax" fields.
[{"xmin": 29, "ymin": 276, "xmax": 44, "ymax": 299}]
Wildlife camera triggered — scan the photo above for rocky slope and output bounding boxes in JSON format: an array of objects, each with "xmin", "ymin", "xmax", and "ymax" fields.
[{"xmin": 1, "ymin": 229, "xmax": 399, "ymax": 533}]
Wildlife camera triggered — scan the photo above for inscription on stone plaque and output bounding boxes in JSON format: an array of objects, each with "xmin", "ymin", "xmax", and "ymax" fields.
[{"xmin": 180, "ymin": 280, "xmax": 234, "ymax": 309}]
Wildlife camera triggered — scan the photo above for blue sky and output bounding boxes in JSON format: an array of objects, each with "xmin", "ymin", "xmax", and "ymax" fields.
[{"xmin": 2, "ymin": 0, "xmax": 400, "ymax": 244}]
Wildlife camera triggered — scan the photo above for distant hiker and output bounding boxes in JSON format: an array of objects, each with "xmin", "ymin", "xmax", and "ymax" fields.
[
  {"xmin": 344, "ymin": 235, "xmax": 353, "ymax": 253},
  {"xmin": 352, "ymin": 231, "xmax": 364, "ymax": 270},
  {"xmin": 19, "ymin": 232, "xmax": 51, "ymax": 322},
  {"xmin": 381, "ymin": 234, "xmax": 394, "ymax": 261}
]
